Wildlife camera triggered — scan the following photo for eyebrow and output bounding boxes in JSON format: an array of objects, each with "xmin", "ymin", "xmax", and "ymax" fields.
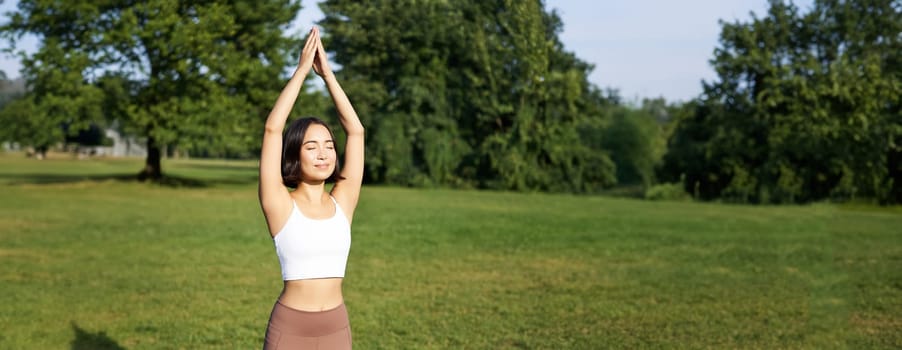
[{"xmin": 302, "ymin": 140, "xmax": 334, "ymax": 145}]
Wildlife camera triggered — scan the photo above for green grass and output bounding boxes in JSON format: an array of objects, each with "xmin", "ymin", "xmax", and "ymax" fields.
[{"xmin": 1, "ymin": 153, "xmax": 900, "ymax": 349}]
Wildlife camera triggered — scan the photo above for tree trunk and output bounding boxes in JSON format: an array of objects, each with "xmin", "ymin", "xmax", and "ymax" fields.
[{"xmin": 138, "ymin": 136, "xmax": 162, "ymax": 180}]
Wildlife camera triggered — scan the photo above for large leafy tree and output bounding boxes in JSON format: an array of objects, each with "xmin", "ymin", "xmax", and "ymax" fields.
[
  {"xmin": 320, "ymin": 0, "xmax": 615, "ymax": 191},
  {"xmin": 1, "ymin": 0, "xmax": 303, "ymax": 178},
  {"xmin": 661, "ymin": 0, "xmax": 901, "ymax": 203},
  {"xmin": 597, "ymin": 99, "xmax": 669, "ymax": 187},
  {"xmin": 0, "ymin": 40, "xmax": 104, "ymax": 158}
]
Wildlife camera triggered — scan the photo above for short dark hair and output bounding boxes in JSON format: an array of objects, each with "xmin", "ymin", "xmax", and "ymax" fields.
[{"xmin": 281, "ymin": 117, "xmax": 343, "ymax": 188}]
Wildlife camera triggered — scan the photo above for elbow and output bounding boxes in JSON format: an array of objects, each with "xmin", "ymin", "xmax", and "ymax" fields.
[
  {"xmin": 346, "ymin": 126, "xmax": 365, "ymax": 137},
  {"xmin": 263, "ymin": 124, "xmax": 282, "ymax": 135},
  {"xmin": 343, "ymin": 121, "xmax": 364, "ymax": 136}
]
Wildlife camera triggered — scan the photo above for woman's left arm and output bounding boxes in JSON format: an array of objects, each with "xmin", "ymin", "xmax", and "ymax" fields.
[{"xmin": 314, "ymin": 35, "xmax": 364, "ymax": 221}]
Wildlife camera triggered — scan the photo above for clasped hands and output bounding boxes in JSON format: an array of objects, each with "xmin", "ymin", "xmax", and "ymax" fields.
[{"xmin": 298, "ymin": 26, "xmax": 332, "ymax": 78}]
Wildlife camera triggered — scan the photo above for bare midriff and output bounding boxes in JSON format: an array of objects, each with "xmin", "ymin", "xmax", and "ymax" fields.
[{"xmin": 279, "ymin": 278, "xmax": 344, "ymax": 311}]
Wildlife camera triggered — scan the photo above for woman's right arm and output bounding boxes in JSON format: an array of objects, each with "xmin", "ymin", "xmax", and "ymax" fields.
[{"xmin": 259, "ymin": 28, "xmax": 319, "ymax": 235}]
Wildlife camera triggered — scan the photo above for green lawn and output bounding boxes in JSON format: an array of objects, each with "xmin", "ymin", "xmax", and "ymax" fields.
[{"xmin": 1, "ymin": 153, "xmax": 900, "ymax": 349}]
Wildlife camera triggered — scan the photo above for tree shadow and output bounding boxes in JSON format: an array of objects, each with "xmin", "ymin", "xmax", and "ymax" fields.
[
  {"xmin": 0, "ymin": 173, "xmax": 135, "ymax": 185},
  {"xmin": 172, "ymin": 162, "xmax": 257, "ymax": 172},
  {"xmin": 0, "ymin": 172, "xmax": 257, "ymax": 188},
  {"xmin": 71, "ymin": 322, "xmax": 126, "ymax": 350}
]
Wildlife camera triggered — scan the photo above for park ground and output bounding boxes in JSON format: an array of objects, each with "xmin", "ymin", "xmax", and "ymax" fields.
[{"xmin": 0, "ymin": 153, "xmax": 900, "ymax": 349}]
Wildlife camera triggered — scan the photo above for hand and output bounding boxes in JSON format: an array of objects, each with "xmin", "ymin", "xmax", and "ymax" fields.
[
  {"xmin": 312, "ymin": 29, "xmax": 333, "ymax": 78},
  {"xmin": 297, "ymin": 27, "xmax": 319, "ymax": 74}
]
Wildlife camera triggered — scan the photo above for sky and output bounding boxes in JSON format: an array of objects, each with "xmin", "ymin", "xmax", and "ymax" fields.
[{"xmin": 0, "ymin": 0, "xmax": 814, "ymax": 103}]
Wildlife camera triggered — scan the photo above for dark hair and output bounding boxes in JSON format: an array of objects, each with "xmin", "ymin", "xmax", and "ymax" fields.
[{"xmin": 282, "ymin": 117, "xmax": 343, "ymax": 188}]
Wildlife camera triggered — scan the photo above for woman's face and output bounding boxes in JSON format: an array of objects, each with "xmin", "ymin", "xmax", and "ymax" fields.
[{"xmin": 299, "ymin": 124, "xmax": 337, "ymax": 182}]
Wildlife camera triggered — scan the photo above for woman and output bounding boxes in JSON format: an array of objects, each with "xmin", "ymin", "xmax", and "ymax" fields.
[{"xmin": 258, "ymin": 26, "xmax": 363, "ymax": 349}]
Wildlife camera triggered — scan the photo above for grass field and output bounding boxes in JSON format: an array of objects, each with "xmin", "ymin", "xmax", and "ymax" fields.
[{"xmin": 1, "ymin": 153, "xmax": 900, "ymax": 349}]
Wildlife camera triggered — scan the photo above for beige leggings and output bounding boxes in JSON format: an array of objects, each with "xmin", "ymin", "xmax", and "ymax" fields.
[{"xmin": 263, "ymin": 301, "xmax": 351, "ymax": 350}]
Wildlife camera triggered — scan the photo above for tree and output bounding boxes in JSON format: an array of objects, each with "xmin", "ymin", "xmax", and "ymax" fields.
[
  {"xmin": 320, "ymin": 0, "xmax": 616, "ymax": 191},
  {"xmin": 661, "ymin": 0, "xmax": 901, "ymax": 203},
  {"xmin": 1, "ymin": 1, "xmax": 304, "ymax": 178},
  {"xmin": 0, "ymin": 42, "xmax": 104, "ymax": 159},
  {"xmin": 598, "ymin": 99, "xmax": 667, "ymax": 187},
  {"xmin": 0, "ymin": 72, "xmax": 25, "ymax": 108}
]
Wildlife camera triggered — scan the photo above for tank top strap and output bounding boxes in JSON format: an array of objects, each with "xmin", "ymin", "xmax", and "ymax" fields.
[{"xmin": 329, "ymin": 195, "xmax": 346, "ymax": 218}]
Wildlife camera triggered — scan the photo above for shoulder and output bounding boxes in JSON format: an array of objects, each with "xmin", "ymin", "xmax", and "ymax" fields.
[
  {"xmin": 263, "ymin": 195, "xmax": 295, "ymax": 237},
  {"xmin": 330, "ymin": 194, "xmax": 355, "ymax": 223}
]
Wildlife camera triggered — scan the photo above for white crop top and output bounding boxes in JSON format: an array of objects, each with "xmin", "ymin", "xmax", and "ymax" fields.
[{"xmin": 273, "ymin": 196, "xmax": 351, "ymax": 280}]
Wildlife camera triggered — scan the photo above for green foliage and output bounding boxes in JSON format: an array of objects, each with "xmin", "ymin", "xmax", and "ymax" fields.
[
  {"xmin": 320, "ymin": 0, "xmax": 616, "ymax": 192},
  {"xmin": 661, "ymin": 0, "xmax": 902, "ymax": 203},
  {"xmin": 598, "ymin": 101, "xmax": 666, "ymax": 187},
  {"xmin": 1, "ymin": 0, "xmax": 304, "ymax": 176},
  {"xmin": 0, "ymin": 38, "xmax": 106, "ymax": 156},
  {"xmin": 644, "ymin": 181, "xmax": 691, "ymax": 201},
  {"xmin": 2, "ymin": 0, "xmax": 622, "ymax": 192},
  {"xmin": 0, "ymin": 73, "xmax": 25, "ymax": 108},
  {"xmin": 0, "ymin": 96, "xmax": 57, "ymax": 155}
]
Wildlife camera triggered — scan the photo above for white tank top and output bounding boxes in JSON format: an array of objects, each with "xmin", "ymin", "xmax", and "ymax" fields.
[{"xmin": 273, "ymin": 196, "xmax": 351, "ymax": 280}]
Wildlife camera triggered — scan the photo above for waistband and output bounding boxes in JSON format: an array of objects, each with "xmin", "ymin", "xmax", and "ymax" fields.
[{"xmin": 268, "ymin": 301, "xmax": 350, "ymax": 337}]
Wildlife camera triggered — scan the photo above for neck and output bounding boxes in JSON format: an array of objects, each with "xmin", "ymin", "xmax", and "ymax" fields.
[{"xmin": 294, "ymin": 182, "xmax": 327, "ymax": 203}]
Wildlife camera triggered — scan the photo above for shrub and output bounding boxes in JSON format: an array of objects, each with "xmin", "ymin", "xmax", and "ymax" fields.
[{"xmin": 644, "ymin": 182, "xmax": 691, "ymax": 201}]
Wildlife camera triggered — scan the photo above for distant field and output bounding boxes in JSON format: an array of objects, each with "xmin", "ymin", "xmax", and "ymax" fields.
[{"xmin": 1, "ymin": 153, "xmax": 900, "ymax": 349}]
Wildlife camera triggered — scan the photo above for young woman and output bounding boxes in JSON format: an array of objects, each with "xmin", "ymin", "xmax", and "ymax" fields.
[{"xmin": 258, "ymin": 27, "xmax": 364, "ymax": 350}]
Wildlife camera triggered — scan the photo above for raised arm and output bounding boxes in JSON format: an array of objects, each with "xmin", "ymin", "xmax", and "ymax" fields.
[
  {"xmin": 259, "ymin": 28, "xmax": 319, "ymax": 236},
  {"xmin": 313, "ymin": 34, "xmax": 364, "ymax": 221}
]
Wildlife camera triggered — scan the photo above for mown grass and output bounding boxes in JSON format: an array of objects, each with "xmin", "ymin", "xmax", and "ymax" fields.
[{"xmin": 0, "ymin": 153, "xmax": 900, "ymax": 349}]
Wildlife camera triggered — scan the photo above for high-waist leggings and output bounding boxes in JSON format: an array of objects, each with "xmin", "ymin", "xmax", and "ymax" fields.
[{"xmin": 263, "ymin": 301, "xmax": 352, "ymax": 350}]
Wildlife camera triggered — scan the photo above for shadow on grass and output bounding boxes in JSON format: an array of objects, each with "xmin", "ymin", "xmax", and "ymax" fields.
[
  {"xmin": 171, "ymin": 162, "xmax": 256, "ymax": 172},
  {"xmin": 0, "ymin": 172, "xmax": 256, "ymax": 188},
  {"xmin": 71, "ymin": 322, "xmax": 125, "ymax": 350}
]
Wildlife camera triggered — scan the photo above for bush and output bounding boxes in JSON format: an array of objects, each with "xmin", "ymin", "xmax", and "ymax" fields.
[{"xmin": 644, "ymin": 182, "xmax": 691, "ymax": 201}]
